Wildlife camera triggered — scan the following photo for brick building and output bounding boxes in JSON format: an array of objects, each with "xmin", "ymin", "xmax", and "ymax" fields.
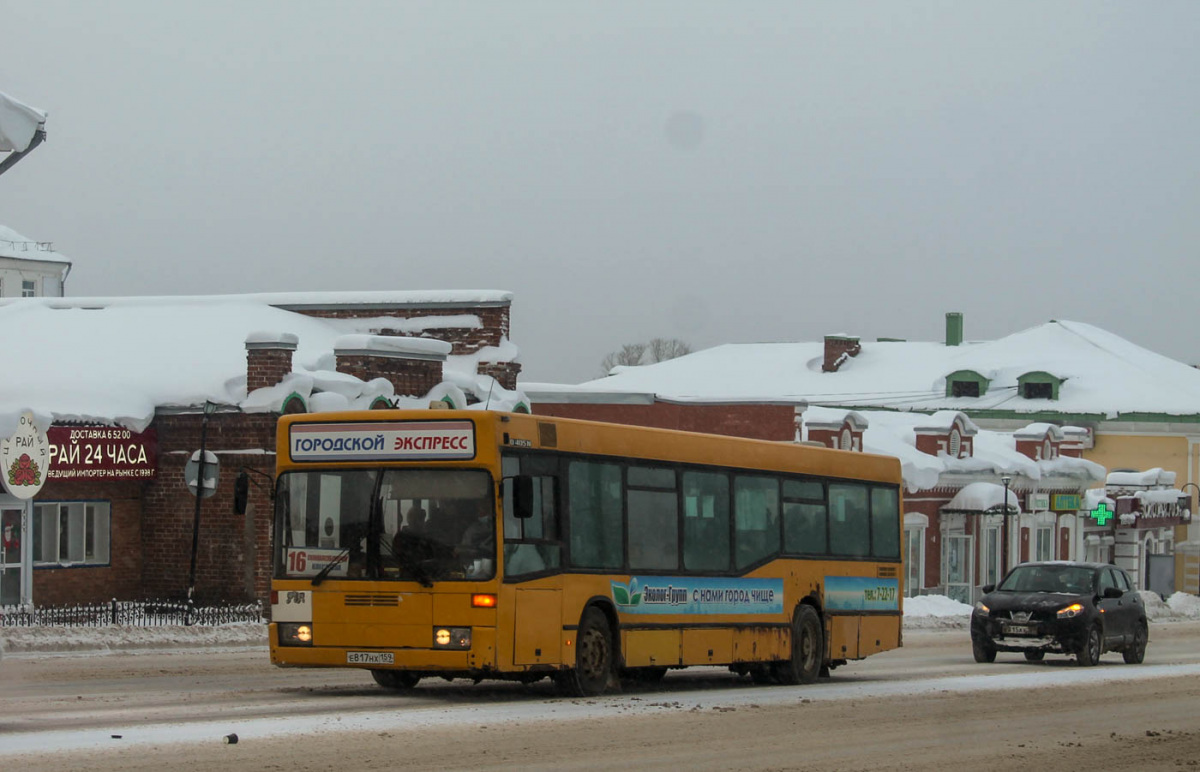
[{"xmin": 0, "ymin": 291, "xmax": 525, "ymax": 609}]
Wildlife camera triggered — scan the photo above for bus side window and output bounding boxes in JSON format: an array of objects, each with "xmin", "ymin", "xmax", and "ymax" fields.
[
  {"xmin": 567, "ymin": 460, "xmax": 623, "ymax": 570},
  {"xmin": 683, "ymin": 470, "xmax": 730, "ymax": 571},
  {"xmin": 734, "ymin": 475, "xmax": 780, "ymax": 570},
  {"xmin": 829, "ymin": 483, "xmax": 870, "ymax": 557}
]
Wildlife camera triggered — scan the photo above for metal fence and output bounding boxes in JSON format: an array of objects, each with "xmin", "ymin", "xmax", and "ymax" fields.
[{"xmin": 0, "ymin": 599, "xmax": 263, "ymax": 628}]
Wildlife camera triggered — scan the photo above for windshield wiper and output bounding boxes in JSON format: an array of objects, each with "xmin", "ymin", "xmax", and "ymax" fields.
[{"xmin": 311, "ymin": 546, "xmax": 351, "ymax": 587}]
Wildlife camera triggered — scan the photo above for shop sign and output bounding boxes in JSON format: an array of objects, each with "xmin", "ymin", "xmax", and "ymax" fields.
[
  {"xmin": 1, "ymin": 412, "xmax": 51, "ymax": 499},
  {"xmin": 47, "ymin": 426, "xmax": 158, "ymax": 480},
  {"xmin": 1051, "ymin": 494, "xmax": 1081, "ymax": 512},
  {"xmin": 1030, "ymin": 493, "xmax": 1050, "ymax": 511}
]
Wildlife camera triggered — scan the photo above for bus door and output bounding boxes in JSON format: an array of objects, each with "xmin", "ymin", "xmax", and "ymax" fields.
[{"xmin": 503, "ymin": 463, "xmax": 563, "ymax": 666}]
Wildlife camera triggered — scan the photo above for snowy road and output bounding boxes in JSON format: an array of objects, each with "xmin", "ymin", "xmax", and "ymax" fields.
[{"xmin": 2, "ymin": 622, "xmax": 1199, "ymax": 771}]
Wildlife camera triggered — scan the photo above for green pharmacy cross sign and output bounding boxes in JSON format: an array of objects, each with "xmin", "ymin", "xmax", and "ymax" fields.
[{"xmin": 1089, "ymin": 502, "xmax": 1114, "ymax": 526}]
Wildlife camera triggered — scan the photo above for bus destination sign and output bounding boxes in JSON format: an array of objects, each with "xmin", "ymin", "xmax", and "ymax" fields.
[{"xmin": 289, "ymin": 420, "xmax": 476, "ymax": 462}]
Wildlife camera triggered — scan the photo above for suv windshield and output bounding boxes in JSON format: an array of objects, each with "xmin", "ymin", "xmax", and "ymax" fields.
[
  {"xmin": 997, "ymin": 564, "xmax": 1096, "ymax": 594},
  {"xmin": 274, "ymin": 468, "xmax": 495, "ymax": 584}
]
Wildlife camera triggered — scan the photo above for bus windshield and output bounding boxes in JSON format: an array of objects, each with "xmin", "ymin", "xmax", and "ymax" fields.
[{"xmin": 274, "ymin": 468, "xmax": 495, "ymax": 584}]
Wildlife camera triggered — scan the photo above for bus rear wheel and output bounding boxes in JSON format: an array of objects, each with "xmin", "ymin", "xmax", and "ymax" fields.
[
  {"xmin": 773, "ymin": 605, "xmax": 823, "ymax": 685},
  {"xmin": 557, "ymin": 607, "xmax": 614, "ymax": 697},
  {"xmin": 371, "ymin": 669, "xmax": 421, "ymax": 690}
]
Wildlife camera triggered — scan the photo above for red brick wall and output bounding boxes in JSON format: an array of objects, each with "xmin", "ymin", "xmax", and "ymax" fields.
[
  {"xmin": 247, "ymin": 347, "xmax": 294, "ymax": 392},
  {"xmin": 530, "ymin": 402, "xmax": 797, "ymax": 442},
  {"xmin": 297, "ymin": 305, "xmax": 510, "ymax": 354},
  {"xmin": 335, "ymin": 354, "xmax": 443, "ymax": 399},
  {"xmin": 477, "ymin": 361, "xmax": 522, "ymax": 392},
  {"xmin": 141, "ymin": 413, "xmax": 278, "ymax": 605},
  {"xmin": 30, "ymin": 479, "xmax": 145, "ymax": 606}
]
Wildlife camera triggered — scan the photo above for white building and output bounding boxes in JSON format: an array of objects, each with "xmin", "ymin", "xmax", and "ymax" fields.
[{"xmin": 0, "ymin": 225, "xmax": 70, "ymax": 297}]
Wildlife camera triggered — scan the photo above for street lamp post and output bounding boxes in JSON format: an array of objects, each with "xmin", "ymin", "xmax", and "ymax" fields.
[
  {"xmin": 1000, "ymin": 475, "xmax": 1013, "ymax": 579},
  {"xmin": 186, "ymin": 401, "xmax": 218, "ymax": 623}
]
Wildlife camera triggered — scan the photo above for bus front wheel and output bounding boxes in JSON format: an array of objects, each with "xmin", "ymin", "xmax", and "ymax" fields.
[
  {"xmin": 557, "ymin": 607, "xmax": 614, "ymax": 697},
  {"xmin": 773, "ymin": 605, "xmax": 823, "ymax": 685}
]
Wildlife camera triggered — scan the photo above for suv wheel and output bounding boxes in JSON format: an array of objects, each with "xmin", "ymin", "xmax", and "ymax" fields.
[
  {"xmin": 1077, "ymin": 625, "xmax": 1103, "ymax": 667},
  {"xmin": 1122, "ymin": 622, "xmax": 1147, "ymax": 665},
  {"xmin": 972, "ymin": 637, "xmax": 997, "ymax": 663}
]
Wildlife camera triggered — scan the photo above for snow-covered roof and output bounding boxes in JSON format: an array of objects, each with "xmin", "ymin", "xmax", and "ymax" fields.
[
  {"xmin": 802, "ymin": 405, "xmax": 1106, "ymax": 493},
  {"xmin": 0, "ymin": 293, "xmax": 523, "ymax": 435},
  {"xmin": 0, "ymin": 91, "xmax": 46, "ymax": 153},
  {"xmin": 1107, "ymin": 468, "xmax": 1176, "ymax": 488},
  {"xmin": 534, "ymin": 320, "xmax": 1200, "ymax": 419},
  {"xmin": 0, "ymin": 224, "xmax": 70, "ymax": 265},
  {"xmin": 943, "ymin": 482, "xmax": 1022, "ymax": 515}
]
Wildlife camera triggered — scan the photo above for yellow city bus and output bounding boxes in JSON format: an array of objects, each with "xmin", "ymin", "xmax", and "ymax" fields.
[{"xmin": 267, "ymin": 409, "xmax": 904, "ymax": 695}]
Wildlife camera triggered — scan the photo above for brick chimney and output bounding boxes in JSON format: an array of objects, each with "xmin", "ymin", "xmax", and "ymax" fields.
[
  {"xmin": 245, "ymin": 332, "xmax": 298, "ymax": 392},
  {"xmin": 335, "ymin": 334, "xmax": 451, "ymax": 398},
  {"xmin": 822, "ymin": 335, "xmax": 861, "ymax": 373},
  {"xmin": 476, "ymin": 361, "xmax": 522, "ymax": 391}
]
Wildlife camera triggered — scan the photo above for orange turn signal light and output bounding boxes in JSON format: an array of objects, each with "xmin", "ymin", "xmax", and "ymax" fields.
[{"xmin": 472, "ymin": 594, "xmax": 497, "ymax": 608}]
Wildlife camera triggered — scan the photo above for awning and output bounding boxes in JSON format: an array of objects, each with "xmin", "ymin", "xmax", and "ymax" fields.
[{"xmin": 941, "ymin": 481, "xmax": 1022, "ymax": 515}]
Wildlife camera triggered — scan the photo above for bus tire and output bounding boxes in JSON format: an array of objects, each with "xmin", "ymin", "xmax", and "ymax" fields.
[
  {"xmin": 557, "ymin": 607, "xmax": 614, "ymax": 697},
  {"xmin": 371, "ymin": 669, "xmax": 421, "ymax": 690},
  {"xmin": 773, "ymin": 605, "xmax": 823, "ymax": 685}
]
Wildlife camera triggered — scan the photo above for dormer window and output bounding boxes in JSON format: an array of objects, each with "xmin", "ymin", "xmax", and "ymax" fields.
[
  {"xmin": 945, "ymin": 370, "xmax": 989, "ymax": 399},
  {"xmin": 949, "ymin": 429, "xmax": 962, "ymax": 458},
  {"xmin": 1017, "ymin": 371, "xmax": 1064, "ymax": 401},
  {"xmin": 840, "ymin": 428, "xmax": 852, "ymax": 451},
  {"xmin": 1043, "ymin": 440, "xmax": 1053, "ymax": 459}
]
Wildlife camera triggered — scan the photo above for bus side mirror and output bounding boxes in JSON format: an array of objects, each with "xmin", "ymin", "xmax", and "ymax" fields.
[
  {"xmin": 511, "ymin": 475, "xmax": 535, "ymax": 520},
  {"xmin": 233, "ymin": 471, "xmax": 250, "ymax": 515}
]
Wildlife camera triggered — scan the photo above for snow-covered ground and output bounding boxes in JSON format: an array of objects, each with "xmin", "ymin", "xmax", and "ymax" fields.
[
  {"xmin": 903, "ymin": 590, "xmax": 1200, "ymax": 629},
  {"xmin": 1, "ymin": 592, "xmax": 1197, "ymax": 655}
]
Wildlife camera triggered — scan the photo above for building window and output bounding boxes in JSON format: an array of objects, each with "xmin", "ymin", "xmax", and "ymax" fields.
[
  {"xmin": 1036, "ymin": 526, "xmax": 1054, "ymax": 561},
  {"xmin": 32, "ymin": 501, "xmax": 112, "ymax": 565},
  {"xmin": 951, "ymin": 381, "xmax": 980, "ymax": 398},
  {"xmin": 948, "ymin": 429, "xmax": 961, "ymax": 458},
  {"xmin": 905, "ymin": 526, "xmax": 924, "ymax": 597},
  {"xmin": 22, "ymin": 279, "xmax": 36, "ymax": 297}
]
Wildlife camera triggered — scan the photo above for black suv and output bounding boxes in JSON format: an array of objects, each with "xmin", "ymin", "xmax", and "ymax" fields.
[{"xmin": 970, "ymin": 561, "xmax": 1148, "ymax": 666}]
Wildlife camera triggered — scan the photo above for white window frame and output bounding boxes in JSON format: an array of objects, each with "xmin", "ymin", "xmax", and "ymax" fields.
[
  {"xmin": 33, "ymin": 501, "xmax": 111, "ymax": 566},
  {"xmin": 903, "ymin": 513, "xmax": 928, "ymax": 597},
  {"xmin": 21, "ymin": 278, "xmax": 37, "ymax": 297}
]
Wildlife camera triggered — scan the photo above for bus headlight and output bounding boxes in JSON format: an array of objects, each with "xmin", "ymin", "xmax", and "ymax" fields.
[
  {"xmin": 279, "ymin": 622, "xmax": 314, "ymax": 646},
  {"xmin": 433, "ymin": 627, "xmax": 471, "ymax": 650}
]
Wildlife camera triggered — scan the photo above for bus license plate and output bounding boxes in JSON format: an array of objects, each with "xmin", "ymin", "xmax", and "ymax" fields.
[
  {"xmin": 1004, "ymin": 624, "xmax": 1033, "ymax": 636},
  {"xmin": 347, "ymin": 651, "xmax": 394, "ymax": 665}
]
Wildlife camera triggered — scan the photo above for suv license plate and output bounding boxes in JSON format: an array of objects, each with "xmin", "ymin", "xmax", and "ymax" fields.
[
  {"xmin": 1005, "ymin": 624, "xmax": 1033, "ymax": 636},
  {"xmin": 347, "ymin": 651, "xmax": 394, "ymax": 665}
]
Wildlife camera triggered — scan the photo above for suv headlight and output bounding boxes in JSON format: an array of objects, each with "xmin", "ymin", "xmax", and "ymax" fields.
[
  {"xmin": 973, "ymin": 601, "xmax": 989, "ymax": 615},
  {"xmin": 1057, "ymin": 603, "xmax": 1084, "ymax": 619}
]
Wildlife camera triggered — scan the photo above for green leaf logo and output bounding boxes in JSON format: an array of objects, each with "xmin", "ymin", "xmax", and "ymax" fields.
[{"xmin": 612, "ymin": 582, "xmax": 631, "ymax": 605}]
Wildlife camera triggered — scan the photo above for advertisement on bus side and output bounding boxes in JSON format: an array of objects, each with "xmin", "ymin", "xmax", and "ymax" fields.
[{"xmin": 611, "ymin": 577, "xmax": 784, "ymax": 615}]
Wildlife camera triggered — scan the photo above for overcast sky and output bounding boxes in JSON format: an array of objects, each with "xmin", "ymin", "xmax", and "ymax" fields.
[{"xmin": 2, "ymin": 1, "xmax": 1198, "ymax": 384}]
